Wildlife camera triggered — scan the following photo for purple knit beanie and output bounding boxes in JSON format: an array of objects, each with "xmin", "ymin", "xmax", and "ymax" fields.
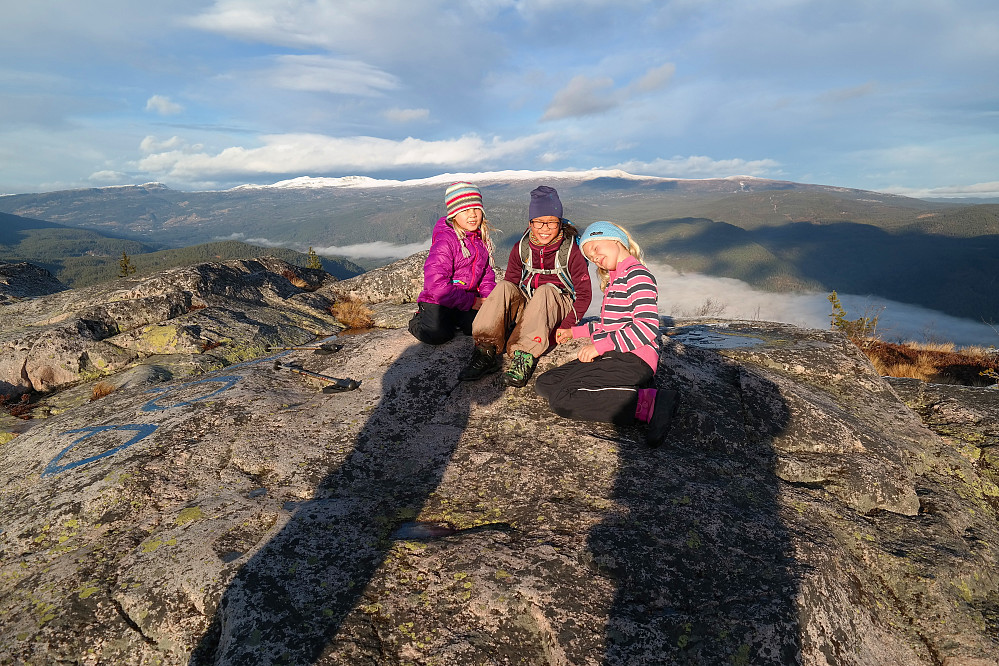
[{"xmin": 528, "ymin": 185, "xmax": 563, "ymax": 220}]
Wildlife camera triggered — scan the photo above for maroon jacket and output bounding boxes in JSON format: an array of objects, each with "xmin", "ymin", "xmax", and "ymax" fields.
[{"xmin": 503, "ymin": 233, "xmax": 591, "ymax": 329}]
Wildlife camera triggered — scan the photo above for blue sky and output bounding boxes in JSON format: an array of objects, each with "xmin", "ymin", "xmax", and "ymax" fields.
[{"xmin": 2, "ymin": 0, "xmax": 998, "ymax": 197}]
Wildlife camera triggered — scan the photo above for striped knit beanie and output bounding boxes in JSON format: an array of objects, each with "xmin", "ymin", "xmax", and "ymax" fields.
[{"xmin": 445, "ymin": 182, "xmax": 484, "ymax": 218}]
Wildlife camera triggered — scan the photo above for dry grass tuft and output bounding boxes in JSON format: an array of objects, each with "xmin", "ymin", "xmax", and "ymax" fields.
[
  {"xmin": 859, "ymin": 338, "xmax": 999, "ymax": 386},
  {"xmin": 90, "ymin": 382, "xmax": 117, "ymax": 401},
  {"xmin": 282, "ymin": 268, "xmax": 320, "ymax": 291},
  {"xmin": 904, "ymin": 341, "xmax": 955, "ymax": 353},
  {"xmin": 331, "ymin": 296, "xmax": 374, "ymax": 329}
]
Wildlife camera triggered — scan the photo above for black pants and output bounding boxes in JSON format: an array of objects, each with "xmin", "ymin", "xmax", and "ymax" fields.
[
  {"xmin": 535, "ymin": 351, "xmax": 654, "ymax": 425},
  {"xmin": 408, "ymin": 302, "xmax": 477, "ymax": 345}
]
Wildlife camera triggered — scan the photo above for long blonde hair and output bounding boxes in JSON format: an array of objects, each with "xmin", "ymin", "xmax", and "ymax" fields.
[
  {"xmin": 592, "ymin": 223, "xmax": 644, "ymax": 292},
  {"xmin": 447, "ymin": 215, "xmax": 497, "ymax": 267}
]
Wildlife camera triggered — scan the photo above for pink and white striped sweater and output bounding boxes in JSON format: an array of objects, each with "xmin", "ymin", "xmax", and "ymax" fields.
[{"xmin": 570, "ymin": 255, "xmax": 661, "ymax": 370}]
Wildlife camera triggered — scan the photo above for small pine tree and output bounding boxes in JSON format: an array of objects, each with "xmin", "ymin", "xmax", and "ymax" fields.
[
  {"xmin": 827, "ymin": 290, "xmax": 882, "ymax": 340},
  {"xmin": 827, "ymin": 290, "xmax": 849, "ymax": 330},
  {"xmin": 306, "ymin": 246, "xmax": 323, "ymax": 270},
  {"xmin": 118, "ymin": 251, "xmax": 137, "ymax": 278}
]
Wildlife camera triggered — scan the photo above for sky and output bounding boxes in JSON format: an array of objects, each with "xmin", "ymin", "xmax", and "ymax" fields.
[{"xmin": 2, "ymin": 0, "xmax": 998, "ymax": 198}]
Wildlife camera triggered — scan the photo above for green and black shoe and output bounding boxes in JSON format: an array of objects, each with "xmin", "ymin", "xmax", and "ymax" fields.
[
  {"xmin": 503, "ymin": 349, "xmax": 537, "ymax": 388},
  {"xmin": 458, "ymin": 344, "xmax": 501, "ymax": 381}
]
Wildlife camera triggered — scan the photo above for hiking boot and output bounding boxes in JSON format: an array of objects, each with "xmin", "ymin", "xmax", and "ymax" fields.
[
  {"xmin": 646, "ymin": 389, "xmax": 679, "ymax": 448},
  {"xmin": 458, "ymin": 344, "xmax": 500, "ymax": 381},
  {"xmin": 503, "ymin": 349, "xmax": 537, "ymax": 388}
]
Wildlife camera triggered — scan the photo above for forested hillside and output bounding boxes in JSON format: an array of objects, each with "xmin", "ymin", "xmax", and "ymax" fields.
[{"xmin": 1, "ymin": 212, "xmax": 363, "ymax": 287}]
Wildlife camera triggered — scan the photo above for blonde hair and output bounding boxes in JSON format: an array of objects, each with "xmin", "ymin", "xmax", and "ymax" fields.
[
  {"xmin": 589, "ymin": 222, "xmax": 644, "ymax": 292},
  {"xmin": 447, "ymin": 214, "xmax": 497, "ymax": 267}
]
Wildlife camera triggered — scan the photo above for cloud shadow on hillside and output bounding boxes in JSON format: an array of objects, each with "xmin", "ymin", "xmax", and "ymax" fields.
[{"xmin": 636, "ymin": 218, "xmax": 999, "ymax": 322}]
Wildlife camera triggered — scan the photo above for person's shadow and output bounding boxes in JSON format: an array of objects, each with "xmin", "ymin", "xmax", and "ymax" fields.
[
  {"xmin": 587, "ymin": 331, "xmax": 802, "ymax": 664},
  {"xmin": 190, "ymin": 337, "xmax": 500, "ymax": 664}
]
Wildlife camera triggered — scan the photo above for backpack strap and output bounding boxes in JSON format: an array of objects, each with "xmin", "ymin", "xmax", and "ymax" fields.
[{"xmin": 517, "ymin": 223, "xmax": 577, "ymax": 300}]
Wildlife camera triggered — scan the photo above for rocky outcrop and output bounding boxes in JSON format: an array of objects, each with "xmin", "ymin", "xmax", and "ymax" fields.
[
  {"xmin": 0, "ymin": 257, "xmax": 341, "ymax": 395},
  {"xmin": 0, "ymin": 261, "xmax": 65, "ymax": 304},
  {"xmin": 329, "ymin": 250, "xmax": 427, "ymax": 304},
  {"xmin": 0, "ymin": 256, "xmax": 997, "ymax": 665},
  {"xmin": 888, "ymin": 376, "xmax": 999, "ymax": 492}
]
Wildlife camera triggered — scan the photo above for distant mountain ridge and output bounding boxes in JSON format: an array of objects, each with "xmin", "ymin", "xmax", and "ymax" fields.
[{"xmin": 1, "ymin": 172, "xmax": 997, "ymax": 322}]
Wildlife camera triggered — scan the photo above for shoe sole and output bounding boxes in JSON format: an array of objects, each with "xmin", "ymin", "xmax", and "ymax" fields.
[
  {"xmin": 458, "ymin": 364, "xmax": 501, "ymax": 382},
  {"xmin": 646, "ymin": 389, "xmax": 680, "ymax": 448}
]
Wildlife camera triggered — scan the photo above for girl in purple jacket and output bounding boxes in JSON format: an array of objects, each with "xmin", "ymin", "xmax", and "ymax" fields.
[
  {"xmin": 408, "ymin": 182, "xmax": 497, "ymax": 345},
  {"xmin": 535, "ymin": 221, "xmax": 680, "ymax": 447}
]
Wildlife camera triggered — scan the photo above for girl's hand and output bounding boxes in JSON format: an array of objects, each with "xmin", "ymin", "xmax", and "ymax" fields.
[
  {"xmin": 578, "ymin": 344, "xmax": 600, "ymax": 363},
  {"xmin": 472, "ymin": 297, "xmax": 484, "ymax": 310},
  {"xmin": 555, "ymin": 329, "xmax": 573, "ymax": 344}
]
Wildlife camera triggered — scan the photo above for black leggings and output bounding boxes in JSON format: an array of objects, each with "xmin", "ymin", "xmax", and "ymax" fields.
[
  {"xmin": 408, "ymin": 302, "xmax": 477, "ymax": 345},
  {"xmin": 535, "ymin": 351, "xmax": 654, "ymax": 425}
]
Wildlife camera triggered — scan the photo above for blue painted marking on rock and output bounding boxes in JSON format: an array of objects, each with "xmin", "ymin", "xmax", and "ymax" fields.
[
  {"xmin": 225, "ymin": 351, "xmax": 289, "ymax": 372},
  {"xmin": 141, "ymin": 376, "xmax": 243, "ymax": 412},
  {"xmin": 42, "ymin": 348, "xmax": 296, "ymax": 476},
  {"xmin": 42, "ymin": 424, "xmax": 159, "ymax": 477}
]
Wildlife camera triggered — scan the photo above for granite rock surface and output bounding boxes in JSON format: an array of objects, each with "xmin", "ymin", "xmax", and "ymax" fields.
[{"xmin": 0, "ymin": 256, "xmax": 997, "ymax": 665}]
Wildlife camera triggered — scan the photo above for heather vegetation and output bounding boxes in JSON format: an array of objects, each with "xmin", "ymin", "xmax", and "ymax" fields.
[{"xmin": 828, "ymin": 291, "xmax": 999, "ymax": 386}]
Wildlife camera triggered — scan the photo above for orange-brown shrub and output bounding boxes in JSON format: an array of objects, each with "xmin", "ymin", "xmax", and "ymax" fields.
[
  {"xmin": 281, "ymin": 269, "xmax": 310, "ymax": 289},
  {"xmin": 90, "ymin": 382, "xmax": 117, "ymax": 401},
  {"xmin": 331, "ymin": 296, "xmax": 374, "ymax": 329}
]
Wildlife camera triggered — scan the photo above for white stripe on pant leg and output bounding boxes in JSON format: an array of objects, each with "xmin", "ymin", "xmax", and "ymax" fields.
[{"xmin": 577, "ymin": 387, "xmax": 638, "ymax": 393}]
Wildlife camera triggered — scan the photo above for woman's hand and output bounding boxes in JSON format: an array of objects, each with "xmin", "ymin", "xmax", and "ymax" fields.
[
  {"xmin": 472, "ymin": 297, "xmax": 484, "ymax": 310},
  {"xmin": 555, "ymin": 329, "xmax": 573, "ymax": 344},
  {"xmin": 578, "ymin": 343, "xmax": 600, "ymax": 363}
]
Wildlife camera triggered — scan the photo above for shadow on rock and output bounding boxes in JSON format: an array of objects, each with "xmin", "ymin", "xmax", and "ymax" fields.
[
  {"xmin": 590, "ymin": 343, "xmax": 801, "ymax": 664},
  {"xmin": 190, "ymin": 339, "xmax": 497, "ymax": 664}
]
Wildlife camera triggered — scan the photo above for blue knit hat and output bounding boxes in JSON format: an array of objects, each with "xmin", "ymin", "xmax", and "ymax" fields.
[
  {"xmin": 528, "ymin": 185, "xmax": 563, "ymax": 220},
  {"xmin": 579, "ymin": 221, "xmax": 630, "ymax": 249}
]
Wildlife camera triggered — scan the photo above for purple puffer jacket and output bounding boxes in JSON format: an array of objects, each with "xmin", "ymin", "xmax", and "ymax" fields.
[{"xmin": 417, "ymin": 216, "xmax": 496, "ymax": 311}]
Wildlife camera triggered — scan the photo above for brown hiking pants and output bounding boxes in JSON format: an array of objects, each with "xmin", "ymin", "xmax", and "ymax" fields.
[{"xmin": 472, "ymin": 281, "xmax": 574, "ymax": 358}]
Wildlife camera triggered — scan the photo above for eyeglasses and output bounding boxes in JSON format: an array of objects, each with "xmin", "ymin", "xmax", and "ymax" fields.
[{"xmin": 530, "ymin": 219, "xmax": 560, "ymax": 229}]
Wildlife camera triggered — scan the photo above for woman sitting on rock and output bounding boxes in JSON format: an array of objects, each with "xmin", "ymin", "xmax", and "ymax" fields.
[
  {"xmin": 408, "ymin": 182, "xmax": 497, "ymax": 345},
  {"xmin": 458, "ymin": 185, "xmax": 591, "ymax": 387}
]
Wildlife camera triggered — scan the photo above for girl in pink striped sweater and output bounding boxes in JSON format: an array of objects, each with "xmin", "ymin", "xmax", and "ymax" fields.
[{"xmin": 534, "ymin": 221, "xmax": 679, "ymax": 447}]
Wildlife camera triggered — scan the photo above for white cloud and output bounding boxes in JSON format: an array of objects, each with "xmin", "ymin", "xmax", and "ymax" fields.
[
  {"xmin": 612, "ymin": 155, "xmax": 782, "ymax": 179},
  {"xmin": 542, "ymin": 62, "xmax": 676, "ymax": 121},
  {"xmin": 264, "ymin": 55, "xmax": 400, "ymax": 96},
  {"xmin": 139, "ymin": 135, "xmax": 191, "ymax": 154},
  {"xmin": 383, "ymin": 108, "xmax": 430, "ymax": 123},
  {"xmin": 216, "ymin": 233, "xmax": 431, "ymax": 259},
  {"xmin": 315, "ymin": 240, "xmax": 431, "ymax": 260},
  {"xmin": 631, "ymin": 62, "xmax": 675, "ymax": 93},
  {"xmin": 542, "ymin": 75, "xmax": 617, "ymax": 121},
  {"xmin": 883, "ymin": 181, "xmax": 999, "ymax": 199},
  {"xmin": 145, "ymin": 95, "xmax": 183, "ymax": 115},
  {"xmin": 137, "ymin": 132, "xmax": 552, "ymax": 180},
  {"xmin": 87, "ymin": 170, "xmax": 130, "ymax": 184}
]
